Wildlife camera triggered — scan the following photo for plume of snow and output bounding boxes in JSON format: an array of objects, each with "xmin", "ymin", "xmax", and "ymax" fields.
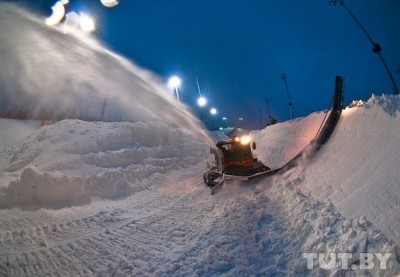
[{"xmin": 0, "ymin": 3, "xmax": 213, "ymax": 146}]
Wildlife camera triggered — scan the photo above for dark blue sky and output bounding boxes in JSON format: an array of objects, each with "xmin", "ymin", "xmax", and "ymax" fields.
[{"xmin": 9, "ymin": 0, "xmax": 400, "ymax": 129}]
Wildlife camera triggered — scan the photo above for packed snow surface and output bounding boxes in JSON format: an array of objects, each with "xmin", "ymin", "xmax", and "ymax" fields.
[{"xmin": 0, "ymin": 94, "xmax": 399, "ymax": 276}]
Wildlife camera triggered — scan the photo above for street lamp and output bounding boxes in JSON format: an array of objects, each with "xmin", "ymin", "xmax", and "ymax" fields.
[
  {"xmin": 197, "ymin": 96, "xmax": 207, "ymax": 121},
  {"xmin": 45, "ymin": 0, "xmax": 67, "ymax": 26},
  {"xmin": 168, "ymin": 76, "xmax": 181, "ymax": 102},
  {"xmin": 330, "ymin": 0, "xmax": 399, "ymax": 95},
  {"xmin": 210, "ymin": 108, "xmax": 217, "ymax": 129},
  {"xmin": 101, "ymin": 0, "xmax": 119, "ymax": 8},
  {"xmin": 197, "ymin": 96, "xmax": 207, "ymax": 106}
]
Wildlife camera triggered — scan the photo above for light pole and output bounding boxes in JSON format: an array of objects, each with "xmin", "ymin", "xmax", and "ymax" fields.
[
  {"xmin": 330, "ymin": 0, "xmax": 399, "ymax": 95},
  {"xmin": 197, "ymin": 96, "xmax": 207, "ymax": 122},
  {"xmin": 196, "ymin": 76, "xmax": 207, "ymax": 122},
  {"xmin": 168, "ymin": 76, "xmax": 181, "ymax": 102},
  {"xmin": 210, "ymin": 108, "xmax": 217, "ymax": 129},
  {"xmin": 281, "ymin": 73, "xmax": 294, "ymax": 119}
]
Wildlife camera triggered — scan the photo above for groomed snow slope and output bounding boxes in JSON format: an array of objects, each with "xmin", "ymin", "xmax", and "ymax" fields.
[
  {"xmin": 253, "ymin": 94, "xmax": 400, "ymax": 244},
  {"xmin": 305, "ymin": 94, "xmax": 400, "ymax": 243},
  {"xmin": 0, "ymin": 95, "xmax": 399, "ymax": 276}
]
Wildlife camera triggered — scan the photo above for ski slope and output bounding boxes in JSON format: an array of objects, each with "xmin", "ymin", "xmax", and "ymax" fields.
[{"xmin": 0, "ymin": 94, "xmax": 399, "ymax": 276}]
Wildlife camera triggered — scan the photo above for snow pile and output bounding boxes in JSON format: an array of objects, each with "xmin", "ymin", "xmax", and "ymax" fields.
[
  {"xmin": 0, "ymin": 120, "xmax": 208, "ymax": 207},
  {"xmin": 254, "ymin": 94, "xmax": 400, "ymax": 244},
  {"xmin": 251, "ymin": 111, "xmax": 329, "ymax": 168},
  {"xmin": 300, "ymin": 94, "xmax": 400, "ymax": 244},
  {"xmin": 272, "ymin": 178, "xmax": 399, "ymax": 276},
  {"xmin": 349, "ymin": 93, "xmax": 400, "ymax": 116}
]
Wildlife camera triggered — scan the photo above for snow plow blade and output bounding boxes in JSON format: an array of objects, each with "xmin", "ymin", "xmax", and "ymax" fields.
[{"xmin": 224, "ymin": 168, "xmax": 272, "ymax": 181}]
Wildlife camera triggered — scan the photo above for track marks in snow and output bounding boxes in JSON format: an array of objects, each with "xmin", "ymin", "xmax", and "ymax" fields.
[
  {"xmin": 0, "ymin": 177, "xmax": 216, "ymax": 276},
  {"xmin": 1, "ymin": 170, "xmax": 398, "ymax": 276}
]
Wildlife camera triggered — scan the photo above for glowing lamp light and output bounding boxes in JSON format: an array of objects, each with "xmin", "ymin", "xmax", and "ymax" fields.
[
  {"xmin": 45, "ymin": 1, "xmax": 66, "ymax": 26},
  {"xmin": 197, "ymin": 96, "xmax": 207, "ymax": 107},
  {"xmin": 240, "ymin": 136, "xmax": 251, "ymax": 145},
  {"xmin": 101, "ymin": 0, "xmax": 119, "ymax": 8},
  {"xmin": 210, "ymin": 108, "xmax": 217, "ymax": 115},
  {"xmin": 79, "ymin": 13, "xmax": 95, "ymax": 32},
  {"xmin": 168, "ymin": 76, "xmax": 181, "ymax": 89},
  {"xmin": 168, "ymin": 76, "xmax": 181, "ymax": 102}
]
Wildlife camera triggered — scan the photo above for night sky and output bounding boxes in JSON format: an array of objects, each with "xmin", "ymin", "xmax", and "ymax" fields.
[{"xmin": 6, "ymin": 0, "xmax": 400, "ymax": 129}]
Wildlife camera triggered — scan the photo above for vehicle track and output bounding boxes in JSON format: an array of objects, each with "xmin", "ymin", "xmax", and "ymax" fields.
[{"xmin": 0, "ymin": 176, "xmax": 214, "ymax": 276}]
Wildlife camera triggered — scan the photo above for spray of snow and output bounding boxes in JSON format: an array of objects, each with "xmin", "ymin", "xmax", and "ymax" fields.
[{"xmin": 0, "ymin": 3, "xmax": 212, "ymax": 146}]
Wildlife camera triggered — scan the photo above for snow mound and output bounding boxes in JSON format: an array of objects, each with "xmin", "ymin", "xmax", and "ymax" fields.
[
  {"xmin": 0, "ymin": 120, "xmax": 208, "ymax": 207},
  {"xmin": 349, "ymin": 93, "xmax": 400, "ymax": 116},
  {"xmin": 251, "ymin": 111, "xmax": 328, "ymax": 168},
  {"xmin": 274, "ymin": 178, "xmax": 399, "ymax": 276}
]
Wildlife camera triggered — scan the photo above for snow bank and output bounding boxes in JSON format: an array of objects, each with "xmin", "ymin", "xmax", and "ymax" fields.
[
  {"xmin": 251, "ymin": 111, "xmax": 329, "ymax": 168},
  {"xmin": 301, "ymin": 94, "xmax": 400, "ymax": 244},
  {"xmin": 349, "ymin": 93, "xmax": 400, "ymax": 116},
  {"xmin": 254, "ymin": 94, "xmax": 400, "ymax": 244},
  {"xmin": 271, "ymin": 178, "xmax": 399, "ymax": 276},
  {"xmin": 0, "ymin": 120, "xmax": 208, "ymax": 207}
]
